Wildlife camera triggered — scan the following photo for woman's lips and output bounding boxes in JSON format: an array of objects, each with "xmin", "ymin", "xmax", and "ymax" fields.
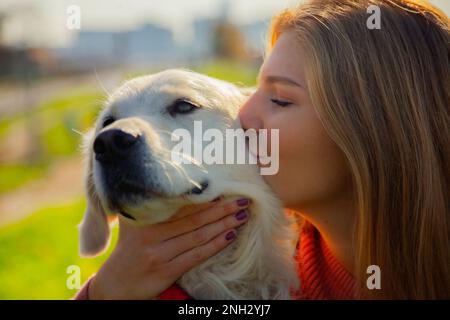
[
  {"xmin": 245, "ymin": 136, "xmax": 271, "ymax": 165},
  {"xmin": 246, "ymin": 143, "xmax": 265, "ymax": 166}
]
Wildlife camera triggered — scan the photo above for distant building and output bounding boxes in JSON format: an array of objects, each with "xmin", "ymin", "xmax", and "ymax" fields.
[
  {"xmin": 53, "ymin": 15, "xmax": 267, "ymax": 71},
  {"xmin": 54, "ymin": 23, "xmax": 178, "ymax": 70},
  {"xmin": 126, "ymin": 23, "xmax": 178, "ymax": 64},
  {"xmin": 0, "ymin": 45, "xmax": 57, "ymax": 78},
  {"xmin": 184, "ymin": 19, "xmax": 267, "ymax": 65},
  {"xmin": 189, "ymin": 18, "xmax": 219, "ymax": 60},
  {"xmin": 184, "ymin": 0, "xmax": 267, "ymax": 63}
]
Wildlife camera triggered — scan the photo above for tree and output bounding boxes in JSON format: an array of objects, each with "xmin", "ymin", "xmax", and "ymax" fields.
[{"xmin": 212, "ymin": 22, "xmax": 248, "ymax": 61}]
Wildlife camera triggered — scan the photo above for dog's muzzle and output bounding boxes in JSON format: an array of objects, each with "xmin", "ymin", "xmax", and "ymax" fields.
[
  {"xmin": 92, "ymin": 128, "xmax": 209, "ymax": 220},
  {"xmin": 93, "ymin": 128, "xmax": 149, "ymax": 217}
]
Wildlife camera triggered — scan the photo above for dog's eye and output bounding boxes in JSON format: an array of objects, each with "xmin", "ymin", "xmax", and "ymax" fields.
[
  {"xmin": 169, "ymin": 100, "xmax": 199, "ymax": 116},
  {"xmin": 102, "ymin": 117, "xmax": 115, "ymax": 128}
]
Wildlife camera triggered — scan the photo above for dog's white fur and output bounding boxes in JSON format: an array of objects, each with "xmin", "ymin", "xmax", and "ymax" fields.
[{"xmin": 79, "ymin": 69, "xmax": 299, "ymax": 299}]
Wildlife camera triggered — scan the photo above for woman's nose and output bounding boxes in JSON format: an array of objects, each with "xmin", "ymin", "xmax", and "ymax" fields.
[{"xmin": 238, "ymin": 93, "xmax": 263, "ymax": 131}]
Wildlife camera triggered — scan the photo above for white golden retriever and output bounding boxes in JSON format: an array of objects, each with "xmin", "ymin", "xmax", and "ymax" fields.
[{"xmin": 79, "ymin": 69, "xmax": 299, "ymax": 299}]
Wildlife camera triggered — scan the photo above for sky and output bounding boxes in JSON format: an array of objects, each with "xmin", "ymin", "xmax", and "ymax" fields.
[{"xmin": 0, "ymin": 0, "xmax": 449, "ymax": 47}]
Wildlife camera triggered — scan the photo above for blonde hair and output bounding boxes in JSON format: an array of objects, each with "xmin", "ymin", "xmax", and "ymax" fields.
[{"xmin": 269, "ymin": 0, "xmax": 450, "ymax": 299}]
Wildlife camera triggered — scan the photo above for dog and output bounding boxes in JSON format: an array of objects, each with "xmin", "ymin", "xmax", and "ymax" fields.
[{"xmin": 79, "ymin": 69, "xmax": 299, "ymax": 299}]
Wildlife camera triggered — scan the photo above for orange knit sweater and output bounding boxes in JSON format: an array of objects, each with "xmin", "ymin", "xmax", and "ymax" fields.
[
  {"xmin": 159, "ymin": 221, "xmax": 358, "ymax": 300},
  {"xmin": 294, "ymin": 221, "xmax": 358, "ymax": 299}
]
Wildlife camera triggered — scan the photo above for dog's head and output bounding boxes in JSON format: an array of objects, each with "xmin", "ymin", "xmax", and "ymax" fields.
[{"xmin": 80, "ymin": 69, "xmax": 253, "ymax": 257}]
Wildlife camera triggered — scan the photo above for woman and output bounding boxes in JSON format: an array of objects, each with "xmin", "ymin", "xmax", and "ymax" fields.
[{"xmin": 75, "ymin": 0, "xmax": 449, "ymax": 299}]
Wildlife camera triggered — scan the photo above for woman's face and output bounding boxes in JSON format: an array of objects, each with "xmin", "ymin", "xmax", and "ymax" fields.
[{"xmin": 239, "ymin": 31, "xmax": 352, "ymax": 211}]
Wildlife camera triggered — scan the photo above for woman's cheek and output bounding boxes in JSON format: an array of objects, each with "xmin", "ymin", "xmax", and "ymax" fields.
[
  {"xmin": 264, "ymin": 134, "xmax": 303, "ymax": 202},
  {"xmin": 277, "ymin": 127, "xmax": 328, "ymax": 206}
]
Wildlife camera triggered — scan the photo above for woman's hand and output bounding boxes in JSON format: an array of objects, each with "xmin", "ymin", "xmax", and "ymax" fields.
[{"xmin": 89, "ymin": 196, "xmax": 251, "ymax": 300}]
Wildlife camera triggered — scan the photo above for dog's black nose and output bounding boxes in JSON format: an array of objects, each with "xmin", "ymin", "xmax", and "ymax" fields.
[{"xmin": 94, "ymin": 129, "xmax": 140, "ymax": 162}]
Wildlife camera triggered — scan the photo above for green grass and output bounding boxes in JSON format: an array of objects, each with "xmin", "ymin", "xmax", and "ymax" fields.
[
  {"xmin": 0, "ymin": 199, "xmax": 118, "ymax": 299},
  {"xmin": 0, "ymin": 90, "xmax": 103, "ymax": 194},
  {"xmin": 0, "ymin": 89, "xmax": 103, "ymax": 159},
  {"xmin": 37, "ymin": 91, "xmax": 103, "ymax": 157},
  {"xmin": 0, "ymin": 90, "xmax": 103, "ymax": 141},
  {"xmin": 0, "ymin": 163, "xmax": 49, "ymax": 194}
]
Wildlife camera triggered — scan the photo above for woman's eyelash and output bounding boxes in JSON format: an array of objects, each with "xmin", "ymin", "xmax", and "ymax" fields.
[{"xmin": 271, "ymin": 98, "xmax": 292, "ymax": 107}]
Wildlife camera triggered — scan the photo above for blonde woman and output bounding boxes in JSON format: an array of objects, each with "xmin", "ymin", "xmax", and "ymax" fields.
[{"xmin": 75, "ymin": 0, "xmax": 449, "ymax": 300}]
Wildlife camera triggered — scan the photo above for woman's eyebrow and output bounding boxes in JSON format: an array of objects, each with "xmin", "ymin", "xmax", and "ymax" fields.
[{"xmin": 257, "ymin": 73, "xmax": 303, "ymax": 88}]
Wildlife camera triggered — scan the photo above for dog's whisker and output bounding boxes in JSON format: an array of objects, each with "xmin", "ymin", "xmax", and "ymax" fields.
[
  {"xmin": 173, "ymin": 162, "xmax": 201, "ymax": 189},
  {"xmin": 94, "ymin": 67, "xmax": 112, "ymax": 98},
  {"xmin": 162, "ymin": 156, "xmax": 198, "ymax": 189},
  {"xmin": 154, "ymin": 128, "xmax": 229, "ymax": 144},
  {"xmin": 158, "ymin": 159, "xmax": 175, "ymax": 195},
  {"xmin": 154, "ymin": 129, "xmax": 177, "ymax": 136},
  {"xmin": 158, "ymin": 153, "xmax": 202, "ymax": 190},
  {"xmin": 157, "ymin": 144, "xmax": 207, "ymax": 172},
  {"xmin": 153, "ymin": 129, "xmax": 188, "ymax": 143},
  {"xmin": 155, "ymin": 149, "xmax": 183, "ymax": 179},
  {"xmin": 92, "ymin": 97, "xmax": 109, "ymax": 108},
  {"xmin": 171, "ymin": 152, "xmax": 207, "ymax": 175},
  {"xmin": 71, "ymin": 128, "xmax": 85, "ymax": 137}
]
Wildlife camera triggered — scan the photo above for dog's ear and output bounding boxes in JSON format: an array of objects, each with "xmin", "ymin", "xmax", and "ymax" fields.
[
  {"xmin": 79, "ymin": 181, "xmax": 112, "ymax": 257},
  {"xmin": 79, "ymin": 131, "xmax": 113, "ymax": 257}
]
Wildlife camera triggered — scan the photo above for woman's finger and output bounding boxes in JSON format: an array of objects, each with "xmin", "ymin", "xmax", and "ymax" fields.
[
  {"xmin": 165, "ymin": 196, "xmax": 223, "ymax": 222},
  {"xmin": 158, "ymin": 207, "xmax": 249, "ymax": 261},
  {"xmin": 162, "ymin": 229, "xmax": 238, "ymax": 280},
  {"xmin": 157, "ymin": 197, "xmax": 251, "ymax": 241}
]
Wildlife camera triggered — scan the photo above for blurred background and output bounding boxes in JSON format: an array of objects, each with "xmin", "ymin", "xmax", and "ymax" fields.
[{"xmin": 0, "ymin": 0, "xmax": 448, "ymax": 299}]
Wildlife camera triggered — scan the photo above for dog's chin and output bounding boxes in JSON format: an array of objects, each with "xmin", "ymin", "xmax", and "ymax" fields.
[
  {"xmin": 109, "ymin": 193, "xmax": 189, "ymax": 224},
  {"xmin": 99, "ymin": 179, "xmax": 210, "ymax": 222}
]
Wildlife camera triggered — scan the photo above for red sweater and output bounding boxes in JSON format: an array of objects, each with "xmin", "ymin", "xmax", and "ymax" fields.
[
  {"xmin": 74, "ymin": 222, "xmax": 358, "ymax": 300},
  {"xmin": 295, "ymin": 222, "xmax": 358, "ymax": 299}
]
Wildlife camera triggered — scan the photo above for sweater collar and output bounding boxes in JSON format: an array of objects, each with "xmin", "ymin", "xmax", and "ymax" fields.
[{"xmin": 295, "ymin": 221, "xmax": 359, "ymax": 299}]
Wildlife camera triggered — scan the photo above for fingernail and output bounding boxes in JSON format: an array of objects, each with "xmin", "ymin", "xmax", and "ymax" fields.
[
  {"xmin": 235, "ymin": 209, "xmax": 248, "ymax": 221},
  {"xmin": 236, "ymin": 198, "xmax": 250, "ymax": 207},
  {"xmin": 225, "ymin": 231, "xmax": 236, "ymax": 241}
]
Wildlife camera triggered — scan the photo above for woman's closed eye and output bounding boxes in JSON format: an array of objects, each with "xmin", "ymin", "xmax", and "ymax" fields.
[{"xmin": 271, "ymin": 98, "xmax": 292, "ymax": 107}]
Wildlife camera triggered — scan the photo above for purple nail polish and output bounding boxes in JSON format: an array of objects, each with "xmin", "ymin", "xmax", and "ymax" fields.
[
  {"xmin": 235, "ymin": 209, "xmax": 248, "ymax": 221},
  {"xmin": 225, "ymin": 231, "xmax": 236, "ymax": 241},
  {"xmin": 236, "ymin": 198, "xmax": 250, "ymax": 207}
]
